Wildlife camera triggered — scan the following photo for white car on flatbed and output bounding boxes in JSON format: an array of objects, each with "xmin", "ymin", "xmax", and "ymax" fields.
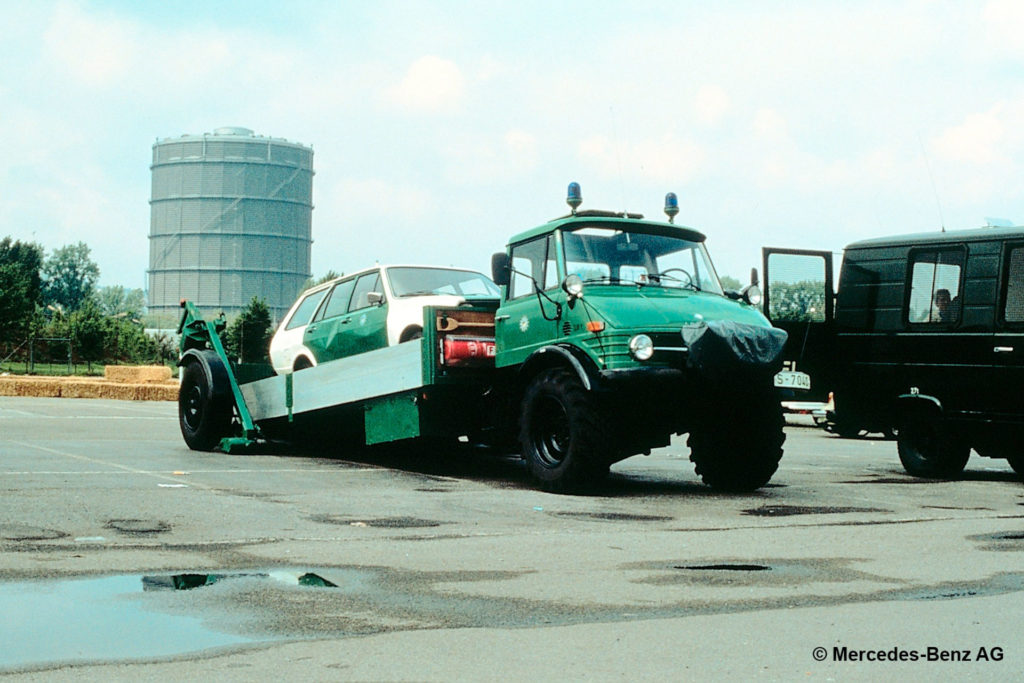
[{"xmin": 269, "ymin": 264, "xmax": 500, "ymax": 374}]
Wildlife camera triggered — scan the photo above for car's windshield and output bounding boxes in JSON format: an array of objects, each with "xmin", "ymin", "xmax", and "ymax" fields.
[
  {"xmin": 387, "ymin": 267, "xmax": 500, "ymax": 298},
  {"xmin": 561, "ymin": 227, "xmax": 723, "ymax": 294}
]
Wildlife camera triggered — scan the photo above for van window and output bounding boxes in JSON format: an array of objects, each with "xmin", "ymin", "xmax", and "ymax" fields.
[
  {"xmin": 1005, "ymin": 246, "xmax": 1024, "ymax": 323},
  {"xmin": 908, "ymin": 249, "xmax": 963, "ymax": 324}
]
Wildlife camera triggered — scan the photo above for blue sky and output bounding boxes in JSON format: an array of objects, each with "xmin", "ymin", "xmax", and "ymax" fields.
[{"xmin": 2, "ymin": 0, "xmax": 1024, "ymax": 289}]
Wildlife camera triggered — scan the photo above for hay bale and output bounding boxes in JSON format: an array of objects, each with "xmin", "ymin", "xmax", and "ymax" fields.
[{"xmin": 105, "ymin": 365, "xmax": 173, "ymax": 384}]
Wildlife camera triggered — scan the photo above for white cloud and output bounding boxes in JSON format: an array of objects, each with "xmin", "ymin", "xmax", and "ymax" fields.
[
  {"xmin": 694, "ymin": 85, "xmax": 730, "ymax": 125},
  {"xmin": 43, "ymin": 2, "xmax": 136, "ymax": 87},
  {"xmin": 933, "ymin": 110, "xmax": 1007, "ymax": 166},
  {"xmin": 386, "ymin": 56, "xmax": 465, "ymax": 113}
]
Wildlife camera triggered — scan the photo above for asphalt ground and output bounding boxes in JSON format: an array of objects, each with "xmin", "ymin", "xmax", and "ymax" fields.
[{"xmin": 1, "ymin": 396, "xmax": 1023, "ymax": 681}]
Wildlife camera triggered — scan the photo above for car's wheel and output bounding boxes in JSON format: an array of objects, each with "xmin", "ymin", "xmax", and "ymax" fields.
[
  {"xmin": 293, "ymin": 356, "xmax": 313, "ymax": 371},
  {"xmin": 519, "ymin": 368, "xmax": 610, "ymax": 493},
  {"xmin": 178, "ymin": 359, "xmax": 233, "ymax": 451},
  {"xmin": 897, "ymin": 413, "xmax": 969, "ymax": 479},
  {"xmin": 400, "ymin": 326, "xmax": 423, "ymax": 342},
  {"xmin": 687, "ymin": 389, "xmax": 785, "ymax": 491}
]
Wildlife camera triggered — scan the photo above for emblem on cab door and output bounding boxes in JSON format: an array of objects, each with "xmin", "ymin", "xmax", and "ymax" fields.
[{"xmin": 519, "ymin": 315, "xmax": 530, "ymax": 333}]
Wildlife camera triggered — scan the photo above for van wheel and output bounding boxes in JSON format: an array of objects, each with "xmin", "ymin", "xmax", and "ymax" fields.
[
  {"xmin": 897, "ymin": 414, "xmax": 969, "ymax": 479},
  {"xmin": 179, "ymin": 359, "xmax": 233, "ymax": 451},
  {"xmin": 688, "ymin": 389, "xmax": 785, "ymax": 491},
  {"xmin": 519, "ymin": 368, "xmax": 609, "ymax": 493}
]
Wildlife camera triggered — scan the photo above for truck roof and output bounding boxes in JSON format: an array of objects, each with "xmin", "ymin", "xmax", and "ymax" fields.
[
  {"xmin": 846, "ymin": 225, "xmax": 1024, "ymax": 251},
  {"xmin": 507, "ymin": 211, "xmax": 708, "ymax": 246}
]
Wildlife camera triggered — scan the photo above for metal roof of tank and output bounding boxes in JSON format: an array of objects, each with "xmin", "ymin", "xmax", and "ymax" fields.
[{"xmin": 153, "ymin": 126, "xmax": 311, "ymax": 149}]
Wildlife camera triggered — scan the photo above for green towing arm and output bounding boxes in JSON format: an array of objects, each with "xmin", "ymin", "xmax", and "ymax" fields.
[{"xmin": 177, "ymin": 300, "xmax": 261, "ymax": 452}]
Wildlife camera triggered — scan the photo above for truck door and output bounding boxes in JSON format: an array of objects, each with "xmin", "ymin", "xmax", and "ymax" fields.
[
  {"xmin": 761, "ymin": 248, "xmax": 835, "ymax": 402},
  {"xmin": 996, "ymin": 241, "xmax": 1024, "ymax": 421},
  {"xmin": 495, "ymin": 235, "xmax": 561, "ymax": 368}
]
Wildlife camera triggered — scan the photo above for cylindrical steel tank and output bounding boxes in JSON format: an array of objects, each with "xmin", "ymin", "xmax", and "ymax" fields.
[{"xmin": 148, "ymin": 127, "xmax": 313, "ymax": 323}]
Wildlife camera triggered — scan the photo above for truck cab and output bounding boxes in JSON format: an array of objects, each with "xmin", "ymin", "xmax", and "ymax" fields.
[{"xmin": 763, "ymin": 226, "xmax": 1024, "ymax": 479}]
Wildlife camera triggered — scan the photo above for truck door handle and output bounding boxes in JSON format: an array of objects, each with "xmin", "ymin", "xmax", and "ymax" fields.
[
  {"xmin": 994, "ymin": 346, "xmax": 1015, "ymax": 353},
  {"xmin": 494, "ymin": 315, "xmax": 510, "ymax": 321}
]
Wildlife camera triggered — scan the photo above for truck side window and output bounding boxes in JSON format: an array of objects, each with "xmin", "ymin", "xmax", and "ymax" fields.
[
  {"xmin": 907, "ymin": 249, "xmax": 963, "ymax": 324},
  {"xmin": 509, "ymin": 236, "xmax": 554, "ymax": 299},
  {"xmin": 1005, "ymin": 246, "xmax": 1024, "ymax": 323}
]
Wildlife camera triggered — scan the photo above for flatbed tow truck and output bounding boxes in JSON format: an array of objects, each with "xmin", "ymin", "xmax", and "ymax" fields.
[{"xmin": 177, "ymin": 185, "xmax": 789, "ymax": 493}]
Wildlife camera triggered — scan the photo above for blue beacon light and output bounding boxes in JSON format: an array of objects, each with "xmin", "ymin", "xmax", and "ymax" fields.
[
  {"xmin": 567, "ymin": 182, "xmax": 582, "ymax": 214},
  {"xmin": 664, "ymin": 192, "xmax": 679, "ymax": 223}
]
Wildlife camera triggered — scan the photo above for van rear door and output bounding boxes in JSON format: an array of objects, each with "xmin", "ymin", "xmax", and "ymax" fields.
[
  {"xmin": 762, "ymin": 248, "xmax": 835, "ymax": 402},
  {"xmin": 996, "ymin": 241, "xmax": 1024, "ymax": 421}
]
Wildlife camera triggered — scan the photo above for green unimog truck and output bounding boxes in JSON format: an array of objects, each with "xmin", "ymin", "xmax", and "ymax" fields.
[{"xmin": 177, "ymin": 184, "xmax": 789, "ymax": 493}]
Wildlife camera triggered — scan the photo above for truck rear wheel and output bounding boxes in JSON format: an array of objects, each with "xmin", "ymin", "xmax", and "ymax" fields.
[
  {"xmin": 897, "ymin": 413, "xmax": 969, "ymax": 479},
  {"xmin": 179, "ymin": 358, "xmax": 234, "ymax": 451},
  {"xmin": 519, "ymin": 368, "xmax": 610, "ymax": 493},
  {"xmin": 687, "ymin": 390, "xmax": 785, "ymax": 491}
]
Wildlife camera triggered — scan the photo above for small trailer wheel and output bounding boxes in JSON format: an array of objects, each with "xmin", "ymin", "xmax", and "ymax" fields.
[{"xmin": 179, "ymin": 358, "xmax": 234, "ymax": 451}]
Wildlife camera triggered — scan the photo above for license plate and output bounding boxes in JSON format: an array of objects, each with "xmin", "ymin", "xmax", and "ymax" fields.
[{"xmin": 774, "ymin": 370, "xmax": 811, "ymax": 390}]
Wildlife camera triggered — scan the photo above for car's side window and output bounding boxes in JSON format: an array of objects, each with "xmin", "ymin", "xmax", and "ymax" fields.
[
  {"xmin": 1004, "ymin": 246, "xmax": 1024, "ymax": 323},
  {"xmin": 349, "ymin": 272, "xmax": 383, "ymax": 312},
  {"xmin": 907, "ymin": 249, "xmax": 964, "ymax": 325},
  {"xmin": 318, "ymin": 278, "xmax": 356, "ymax": 321},
  {"xmin": 284, "ymin": 288, "xmax": 329, "ymax": 331},
  {"xmin": 509, "ymin": 236, "xmax": 553, "ymax": 300}
]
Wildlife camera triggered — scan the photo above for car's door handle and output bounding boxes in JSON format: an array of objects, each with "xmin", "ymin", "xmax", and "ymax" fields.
[
  {"xmin": 341, "ymin": 318, "xmax": 351, "ymax": 324},
  {"xmin": 994, "ymin": 346, "xmax": 1015, "ymax": 353},
  {"xmin": 307, "ymin": 324, "xmax": 318, "ymax": 333}
]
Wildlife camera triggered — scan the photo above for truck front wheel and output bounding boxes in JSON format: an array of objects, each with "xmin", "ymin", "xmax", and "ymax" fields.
[
  {"xmin": 179, "ymin": 359, "xmax": 234, "ymax": 451},
  {"xmin": 687, "ymin": 389, "xmax": 785, "ymax": 491},
  {"xmin": 519, "ymin": 368, "xmax": 610, "ymax": 493}
]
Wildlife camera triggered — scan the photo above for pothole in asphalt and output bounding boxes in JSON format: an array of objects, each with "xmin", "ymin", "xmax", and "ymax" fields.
[
  {"xmin": 308, "ymin": 514, "xmax": 444, "ymax": 528},
  {"xmin": 142, "ymin": 571, "xmax": 338, "ymax": 590},
  {"xmin": 0, "ymin": 524, "xmax": 68, "ymax": 542},
  {"xmin": 742, "ymin": 505, "xmax": 887, "ymax": 517},
  {"xmin": 104, "ymin": 519, "xmax": 171, "ymax": 535},
  {"xmin": 676, "ymin": 564, "xmax": 771, "ymax": 571},
  {"xmin": 551, "ymin": 512, "xmax": 674, "ymax": 522}
]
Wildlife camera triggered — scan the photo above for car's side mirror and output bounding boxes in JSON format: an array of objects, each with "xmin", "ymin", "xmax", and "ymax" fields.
[
  {"xmin": 750, "ymin": 267, "xmax": 760, "ymax": 287},
  {"xmin": 367, "ymin": 291, "xmax": 384, "ymax": 306},
  {"xmin": 491, "ymin": 252, "xmax": 511, "ymax": 287}
]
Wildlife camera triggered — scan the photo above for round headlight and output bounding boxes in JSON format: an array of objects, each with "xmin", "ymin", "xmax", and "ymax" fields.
[
  {"xmin": 744, "ymin": 284, "xmax": 762, "ymax": 307},
  {"xmin": 629, "ymin": 334, "xmax": 654, "ymax": 361},
  {"xmin": 562, "ymin": 274, "xmax": 584, "ymax": 298}
]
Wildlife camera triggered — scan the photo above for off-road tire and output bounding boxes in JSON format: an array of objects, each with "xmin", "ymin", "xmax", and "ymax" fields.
[
  {"xmin": 897, "ymin": 413, "xmax": 969, "ymax": 479},
  {"xmin": 179, "ymin": 359, "xmax": 234, "ymax": 451},
  {"xmin": 687, "ymin": 389, "xmax": 785, "ymax": 491},
  {"xmin": 519, "ymin": 368, "xmax": 610, "ymax": 493}
]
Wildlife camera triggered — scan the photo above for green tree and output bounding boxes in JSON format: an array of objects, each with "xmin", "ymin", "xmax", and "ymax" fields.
[
  {"xmin": 96, "ymin": 285, "xmax": 145, "ymax": 319},
  {"xmin": 300, "ymin": 270, "xmax": 342, "ymax": 291},
  {"xmin": 767, "ymin": 280, "xmax": 827, "ymax": 322},
  {"xmin": 43, "ymin": 242, "xmax": 100, "ymax": 312},
  {"xmin": 719, "ymin": 275, "xmax": 742, "ymax": 291},
  {"xmin": 68, "ymin": 299, "xmax": 107, "ymax": 370},
  {"xmin": 0, "ymin": 237, "xmax": 44, "ymax": 346},
  {"xmin": 224, "ymin": 296, "xmax": 273, "ymax": 363}
]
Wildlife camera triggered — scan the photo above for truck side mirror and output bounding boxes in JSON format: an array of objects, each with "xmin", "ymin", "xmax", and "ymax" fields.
[
  {"xmin": 491, "ymin": 252, "xmax": 511, "ymax": 287},
  {"xmin": 750, "ymin": 267, "xmax": 759, "ymax": 287}
]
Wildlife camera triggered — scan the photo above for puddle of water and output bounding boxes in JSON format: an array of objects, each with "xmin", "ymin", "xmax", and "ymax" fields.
[{"xmin": 0, "ymin": 575, "xmax": 260, "ymax": 670}]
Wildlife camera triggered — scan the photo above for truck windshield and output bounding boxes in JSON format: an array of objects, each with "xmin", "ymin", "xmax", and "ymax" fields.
[
  {"xmin": 386, "ymin": 267, "xmax": 500, "ymax": 298},
  {"xmin": 562, "ymin": 227, "xmax": 723, "ymax": 294}
]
